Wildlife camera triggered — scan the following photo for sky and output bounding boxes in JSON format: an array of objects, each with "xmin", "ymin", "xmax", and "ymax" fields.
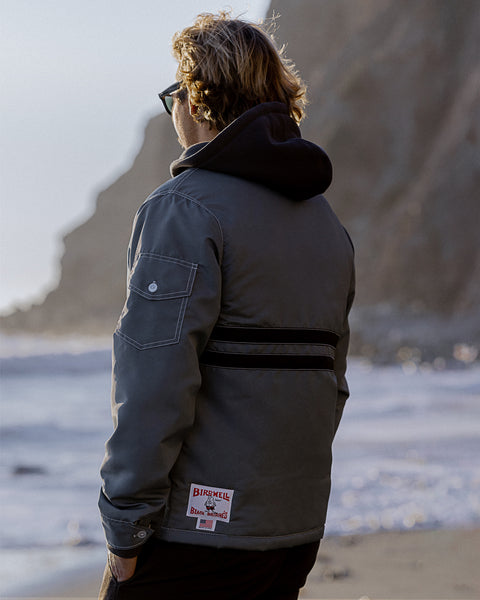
[{"xmin": 0, "ymin": 0, "xmax": 271, "ymax": 315}]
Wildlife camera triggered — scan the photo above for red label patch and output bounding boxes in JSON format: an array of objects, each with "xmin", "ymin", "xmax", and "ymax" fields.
[{"xmin": 187, "ymin": 483, "xmax": 234, "ymax": 529}]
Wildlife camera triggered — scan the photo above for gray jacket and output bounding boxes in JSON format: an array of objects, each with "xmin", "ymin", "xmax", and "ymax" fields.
[{"xmin": 99, "ymin": 102, "xmax": 355, "ymax": 556}]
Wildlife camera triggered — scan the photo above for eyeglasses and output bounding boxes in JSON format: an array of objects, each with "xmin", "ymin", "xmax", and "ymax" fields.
[{"xmin": 158, "ymin": 82, "xmax": 181, "ymax": 116}]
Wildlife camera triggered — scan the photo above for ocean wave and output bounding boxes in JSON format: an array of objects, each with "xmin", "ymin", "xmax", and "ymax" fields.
[{"xmin": 0, "ymin": 349, "xmax": 111, "ymax": 376}]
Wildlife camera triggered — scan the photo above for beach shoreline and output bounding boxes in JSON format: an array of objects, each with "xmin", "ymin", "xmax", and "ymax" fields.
[{"xmin": 4, "ymin": 527, "xmax": 479, "ymax": 599}]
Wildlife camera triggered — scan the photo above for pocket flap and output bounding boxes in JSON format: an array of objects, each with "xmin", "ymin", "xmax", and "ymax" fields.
[{"xmin": 128, "ymin": 253, "xmax": 197, "ymax": 300}]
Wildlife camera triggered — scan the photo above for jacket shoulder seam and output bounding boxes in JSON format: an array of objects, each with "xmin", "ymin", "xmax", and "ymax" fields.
[{"xmin": 143, "ymin": 182, "xmax": 224, "ymax": 260}]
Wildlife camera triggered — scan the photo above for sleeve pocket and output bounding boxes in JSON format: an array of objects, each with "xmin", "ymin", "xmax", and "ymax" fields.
[{"xmin": 115, "ymin": 253, "xmax": 198, "ymax": 350}]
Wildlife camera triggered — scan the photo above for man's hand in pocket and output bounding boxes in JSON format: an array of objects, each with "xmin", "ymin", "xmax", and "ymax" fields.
[{"xmin": 108, "ymin": 551, "xmax": 137, "ymax": 582}]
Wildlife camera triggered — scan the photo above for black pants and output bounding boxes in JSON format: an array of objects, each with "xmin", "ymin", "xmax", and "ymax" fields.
[{"xmin": 99, "ymin": 538, "xmax": 320, "ymax": 600}]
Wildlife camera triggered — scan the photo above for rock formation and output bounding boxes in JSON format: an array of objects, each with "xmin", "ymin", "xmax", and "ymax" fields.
[
  {"xmin": 270, "ymin": 0, "xmax": 480, "ymax": 360},
  {"xmin": 1, "ymin": 115, "xmax": 179, "ymax": 335},
  {"xmin": 2, "ymin": 0, "xmax": 479, "ymax": 362}
]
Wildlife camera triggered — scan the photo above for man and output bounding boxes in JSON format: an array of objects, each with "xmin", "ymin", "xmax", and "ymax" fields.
[{"xmin": 99, "ymin": 12, "xmax": 354, "ymax": 600}]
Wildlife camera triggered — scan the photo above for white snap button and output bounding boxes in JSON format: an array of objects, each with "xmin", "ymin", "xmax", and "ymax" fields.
[
  {"xmin": 148, "ymin": 282, "xmax": 158, "ymax": 293},
  {"xmin": 137, "ymin": 530, "xmax": 147, "ymax": 539}
]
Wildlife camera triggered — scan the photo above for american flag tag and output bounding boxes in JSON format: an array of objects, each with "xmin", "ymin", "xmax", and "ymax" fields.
[{"xmin": 196, "ymin": 518, "xmax": 217, "ymax": 531}]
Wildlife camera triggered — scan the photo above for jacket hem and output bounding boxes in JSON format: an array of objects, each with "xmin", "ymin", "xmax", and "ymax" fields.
[{"xmin": 154, "ymin": 525, "xmax": 325, "ymax": 551}]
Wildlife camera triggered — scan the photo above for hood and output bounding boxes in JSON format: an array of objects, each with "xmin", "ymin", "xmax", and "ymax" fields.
[{"xmin": 170, "ymin": 102, "xmax": 332, "ymax": 201}]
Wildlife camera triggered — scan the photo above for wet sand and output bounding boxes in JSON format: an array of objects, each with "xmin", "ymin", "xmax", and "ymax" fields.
[
  {"xmin": 301, "ymin": 528, "xmax": 480, "ymax": 599},
  {"xmin": 5, "ymin": 528, "xmax": 480, "ymax": 599}
]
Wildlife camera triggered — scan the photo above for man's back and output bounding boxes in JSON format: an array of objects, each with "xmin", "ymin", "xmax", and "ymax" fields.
[{"xmin": 103, "ymin": 101, "xmax": 354, "ymax": 550}]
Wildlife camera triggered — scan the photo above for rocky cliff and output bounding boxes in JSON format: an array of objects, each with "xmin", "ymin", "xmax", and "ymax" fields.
[
  {"xmin": 270, "ymin": 0, "xmax": 480, "ymax": 360},
  {"xmin": 2, "ymin": 115, "xmax": 179, "ymax": 335},
  {"xmin": 3, "ymin": 0, "xmax": 479, "ymax": 362}
]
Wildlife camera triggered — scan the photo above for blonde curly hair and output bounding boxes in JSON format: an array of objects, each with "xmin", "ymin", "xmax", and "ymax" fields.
[{"xmin": 172, "ymin": 12, "xmax": 307, "ymax": 131}]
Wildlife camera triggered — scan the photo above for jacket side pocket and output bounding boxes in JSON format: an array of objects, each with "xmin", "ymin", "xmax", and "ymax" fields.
[{"xmin": 115, "ymin": 253, "xmax": 198, "ymax": 350}]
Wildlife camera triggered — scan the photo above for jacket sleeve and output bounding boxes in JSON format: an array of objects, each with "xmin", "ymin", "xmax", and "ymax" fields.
[
  {"xmin": 333, "ymin": 253, "xmax": 355, "ymax": 436},
  {"xmin": 99, "ymin": 190, "xmax": 223, "ymax": 556}
]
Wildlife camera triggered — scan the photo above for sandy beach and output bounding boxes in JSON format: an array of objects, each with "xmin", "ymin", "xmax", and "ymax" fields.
[{"xmin": 5, "ymin": 527, "xmax": 479, "ymax": 599}]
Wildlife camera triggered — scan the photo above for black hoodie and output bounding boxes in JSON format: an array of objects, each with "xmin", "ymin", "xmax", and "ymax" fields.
[{"xmin": 170, "ymin": 101, "xmax": 332, "ymax": 201}]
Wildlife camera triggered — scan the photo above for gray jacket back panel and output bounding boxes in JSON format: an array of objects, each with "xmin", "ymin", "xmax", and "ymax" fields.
[{"xmin": 99, "ymin": 103, "xmax": 355, "ymax": 553}]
